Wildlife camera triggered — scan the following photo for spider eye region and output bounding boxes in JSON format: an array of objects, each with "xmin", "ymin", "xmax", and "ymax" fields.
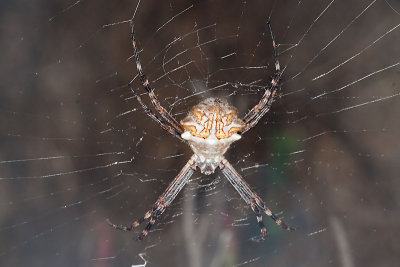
[{"xmin": 180, "ymin": 97, "xmax": 244, "ymax": 139}]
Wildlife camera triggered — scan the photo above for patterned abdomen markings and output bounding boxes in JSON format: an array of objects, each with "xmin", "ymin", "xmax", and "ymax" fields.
[{"xmin": 180, "ymin": 98, "xmax": 244, "ymax": 139}]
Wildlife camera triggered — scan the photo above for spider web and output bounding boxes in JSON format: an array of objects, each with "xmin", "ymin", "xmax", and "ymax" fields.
[{"xmin": 1, "ymin": 0, "xmax": 400, "ymax": 266}]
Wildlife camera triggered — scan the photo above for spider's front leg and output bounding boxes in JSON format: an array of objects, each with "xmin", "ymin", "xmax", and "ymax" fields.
[
  {"xmin": 128, "ymin": 84, "xmax": 184, "ymax": 141},
  {"xmin": 129, "ymin": 20, "xmax": 184, "ymax": 135},
  {"xmin": 219, "ymin": 158, "xmax": 295, "ymax": 237},
  {"xmin": 107, "ymin": 155, "xmax": 197, "ymax": 240},
  {"xmin": 241, "ymin": 21, "xmax": 281, "ymax": 134}
]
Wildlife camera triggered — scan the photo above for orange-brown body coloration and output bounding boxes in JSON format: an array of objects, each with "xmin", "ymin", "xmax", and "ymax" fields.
[{"xmin": 180, "ymin": 98, "xmax": 244, "ymax": 139}]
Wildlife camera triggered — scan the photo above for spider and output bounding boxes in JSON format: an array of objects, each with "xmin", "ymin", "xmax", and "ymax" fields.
[{"xmin": 107, "ymin": 20, "xmax": 295, "ymax": 240}]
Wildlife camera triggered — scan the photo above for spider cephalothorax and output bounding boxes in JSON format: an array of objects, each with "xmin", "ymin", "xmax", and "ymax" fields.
[
  {"xmin": 107, "ymin": 20, "xmax": 295, "ymax": 240},
  {"xmin": 180, "ymin": 98, "xmax": 245, "ymax": 174}
]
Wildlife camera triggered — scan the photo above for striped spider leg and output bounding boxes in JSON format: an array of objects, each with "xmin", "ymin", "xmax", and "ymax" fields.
[
  {"xmin": 107, "ymin": 155, "xmax": 197, "ymax": 240},
  {"xmin": 241, "ymin": 21, "xmax": 281, "ymax": 134},
  {"xmin": 219, "ymin": 158, "xmax": 295, "ymax": 237},
  {"xmin": 129, "ymin": 20, "xmax": 184, "ymax": 137},
  {"xmin": 128, "ymin": 83, "xmax": 184, "ymax": 141}
]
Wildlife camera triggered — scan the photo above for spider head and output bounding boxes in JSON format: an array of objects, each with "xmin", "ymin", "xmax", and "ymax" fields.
[{"xmin": 180, "ymin": 98, "xmax": 244, "ymax": 139}]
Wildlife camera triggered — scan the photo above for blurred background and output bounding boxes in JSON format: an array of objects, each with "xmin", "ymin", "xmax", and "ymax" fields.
[{"xmin": 0, "ymin": 0, "xmax": 400, "ymax": 266}]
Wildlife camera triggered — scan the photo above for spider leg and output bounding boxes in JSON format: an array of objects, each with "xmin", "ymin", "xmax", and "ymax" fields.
[
  {"xmin": 241, "ymin": 21, "xmax": 281, "ymax": 134},
  {"xmin": 137, "ymin": 197, "xmax": 167, "ymax": 240},
  {"xmin": 250, "ymin": 199, "xmax": 267, "ymax": 237},
  {"xmin": 129, "ymin": 20, "xmax": 184, "ymax": 134},
  {"xmin": 108, "ymin": 155, "xmax": 197, "ymax": 240},
  {"xmin": 219, "ymin": 158, "xmax": 295, "ymax": 236},
  {"xmin": 129, "ymin": 84, "xmax": 184, "ymax": 141},
  {"xmin": 253, "ymin": 194, "xmax": 295, "ymax": 231},
  {"xmin": 106, "ymin": 211, "xmax": 151, "ymax": 231}
]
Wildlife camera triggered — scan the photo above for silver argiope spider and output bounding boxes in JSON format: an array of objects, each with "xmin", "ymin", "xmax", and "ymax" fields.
[{"xmin": 107, "ymin": 20, "xmax": 295, "ymax": 240}]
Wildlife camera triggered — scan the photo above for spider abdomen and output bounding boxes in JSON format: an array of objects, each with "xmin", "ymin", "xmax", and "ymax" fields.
[
  {"xmin": 180, "ymin": 98, "xmax": 244, "ymax": 139},
  {"xmin": 180, "ymin": 98, "xmax": 244, "ymax": 174}
]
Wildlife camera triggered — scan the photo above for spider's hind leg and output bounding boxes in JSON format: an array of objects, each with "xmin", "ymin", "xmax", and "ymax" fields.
[
  {"xmin": 137, "ymin": 198, "xmax": 167, "ymax": 240},
  {"xmin": 250, "ymin": 199, "xmax": 267, "ymax": 237},
  {"xmin": 253, "ymin": 195, "xmax": 296, "ymax": 232},
  {"xmin": 107, "ymin": 155, "xmax": 197, "ymax": 240},
  {"xmin": 106, "ymin": 210, "xmax": 152, "ymax": 231},
  {"xmin": 220, "ymin": 158, "xmax": 295, "ymax": 237},
  {"xmin": 106, "ymin": 197, "xmax": 167, "ymax": 240}
]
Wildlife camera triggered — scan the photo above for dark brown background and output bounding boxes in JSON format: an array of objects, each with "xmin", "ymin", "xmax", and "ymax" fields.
[{"xmin": 0, "ymin": 0, "xmax": 399, "ymax": 266}]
